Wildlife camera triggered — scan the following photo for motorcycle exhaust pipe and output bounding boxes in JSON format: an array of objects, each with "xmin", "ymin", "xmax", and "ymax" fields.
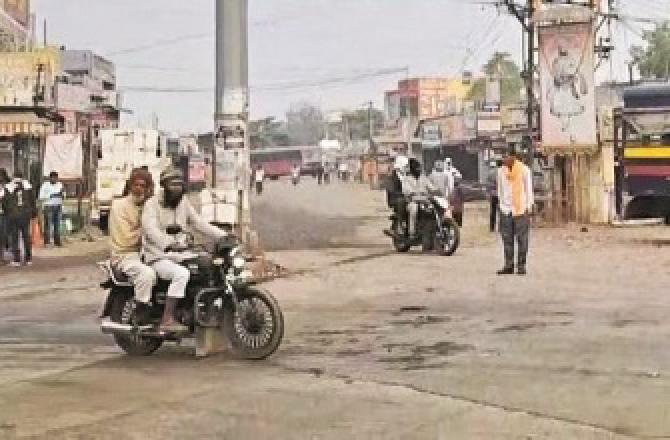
[{"xmin": 101, "ymin": 320, "xmax": 134, "ymax": 335}]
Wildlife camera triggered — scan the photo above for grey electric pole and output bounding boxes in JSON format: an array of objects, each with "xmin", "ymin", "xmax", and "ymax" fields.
[{"xmin": 214, "ymin": 0, "xmax": 251, "ymax": 237}]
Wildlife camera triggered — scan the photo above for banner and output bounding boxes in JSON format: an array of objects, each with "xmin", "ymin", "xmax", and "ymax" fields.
[
  {"xmin": 43, "ymin": 134, "xmax": 83, "ymax": 179},
  {"xmin": 539, "ymin": 22, "xmax": 597, "ymax": 148}
]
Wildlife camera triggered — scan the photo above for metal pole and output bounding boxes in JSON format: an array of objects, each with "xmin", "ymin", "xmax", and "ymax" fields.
[
  {"xmin": 214, "ymin": 0, "xmax": 250, "ymax": 230},
  {"xmin": 526, "ymin": 0, "xmax": 535, "ymax": 166}
]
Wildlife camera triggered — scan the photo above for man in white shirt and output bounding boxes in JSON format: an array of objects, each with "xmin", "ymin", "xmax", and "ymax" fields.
[
  {"xmin": 497, "ymin": 149, "xmax": 534, "ymax": 275},
  {"xmin": 254, "ymin": 165, "xmax": 265, "ymax": 195},
  {"xmin": 39, "ymin": 171, "xmax": 64, "ymax": 247}
]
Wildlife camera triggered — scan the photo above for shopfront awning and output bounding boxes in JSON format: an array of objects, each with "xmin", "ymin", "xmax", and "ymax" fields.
[{"xmin": 0, "ymin": 112, "xmax": 56, "ymax": 137}]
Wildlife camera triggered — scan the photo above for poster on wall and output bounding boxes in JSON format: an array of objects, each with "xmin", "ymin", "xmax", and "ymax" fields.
[{"xmin": 538, "ymin": 22, "xmax": 597, "ymax": 148}]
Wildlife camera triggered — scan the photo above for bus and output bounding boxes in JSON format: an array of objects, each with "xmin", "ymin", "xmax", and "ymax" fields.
[{"xmin": 250, "ymin": 147, "xmax": 303, "ymax": 180}]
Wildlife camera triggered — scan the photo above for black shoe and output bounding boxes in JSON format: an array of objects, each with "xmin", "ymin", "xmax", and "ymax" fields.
[
  {"xmin": 497, "ymin": 267, "xmax": 515, "ymax": 275},
  {"xmin": 517, "ymin": 267, "xmax": 527, "ymax": 275}
]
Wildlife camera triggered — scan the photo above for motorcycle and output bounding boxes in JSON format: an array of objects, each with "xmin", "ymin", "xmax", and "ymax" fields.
[
  {"xmin": 385, "ymin": 195, "xmax": 460, "ymax": 256},
  {"xmin": 98, "ymin": 225, "xmax": 284, "ymax": 359}
]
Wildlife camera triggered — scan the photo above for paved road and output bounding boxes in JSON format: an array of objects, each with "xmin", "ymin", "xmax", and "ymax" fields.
[{"xmin": 0, "ymin": 179, "xmax": 669, "ymax": 439}]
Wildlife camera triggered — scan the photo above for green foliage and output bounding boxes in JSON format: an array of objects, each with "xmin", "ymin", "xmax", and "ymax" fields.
[
  {"xmin": 631, "ymin": 23, "xmax": 670, "ymax": 80},
  {"xmin": 467, "ymin": 51, "xmax": 523, "ymax": 105}
]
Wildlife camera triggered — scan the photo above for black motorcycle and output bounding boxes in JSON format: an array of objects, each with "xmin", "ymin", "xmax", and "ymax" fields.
[
  {"xmin": 98, "ymin": 226, "xmax": 284, "ymax": 359},
  {"xmin": 385, "ymin": 195, "xmax": 460, "ymax": 256}
]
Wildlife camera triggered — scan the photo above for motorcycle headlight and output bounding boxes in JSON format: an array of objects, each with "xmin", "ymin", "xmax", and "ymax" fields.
[{"xmin": 232, "ymin": 256, "xmax": 246, "ymax": 269}]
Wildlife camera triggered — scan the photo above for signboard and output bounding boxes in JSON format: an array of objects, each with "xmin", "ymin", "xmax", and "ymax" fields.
[
  {"xmin": 3, "ymin": 0, "xmax": 30, "ymax": 29},
  {"xmin": 0, "ymin": 49, "xmax": 60, "ymax": 107},
  {"xmin": 539, "ymin": 22, "xmax": 597, "ymax": 148}
]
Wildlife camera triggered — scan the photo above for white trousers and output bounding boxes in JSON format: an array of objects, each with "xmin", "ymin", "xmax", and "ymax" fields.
[
  {"xmin": 115, "ymin": 254, "xmax": 156, "ymax": 304},
  {"xmin": 151, "ymin": 259, "xmax": 190, "ymax": 299}
]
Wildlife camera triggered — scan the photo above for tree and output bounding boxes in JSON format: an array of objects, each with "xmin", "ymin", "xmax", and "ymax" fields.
[
  {"xmin": 468, "ymin": 51, "xmax": 524, "ymax": 105},
  {"xmin": 285, "ymin": 102, "xmax": 325, "ymax": 145},
  {"xmin": 631, "ymin": 23, "xmax": 670, "ymax": 80},
  {"xmin": 249, "ymin": 117, "xmax": 290, "ymax": 149},
  {"xmin": 339, "ymin": 108, "xmax": 384, "ymax": 142}
]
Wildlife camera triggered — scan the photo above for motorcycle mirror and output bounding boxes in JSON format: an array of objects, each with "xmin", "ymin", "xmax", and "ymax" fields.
[{"xmin": 166, "ymin": 224, "xmax": 183, "ymax": 235}]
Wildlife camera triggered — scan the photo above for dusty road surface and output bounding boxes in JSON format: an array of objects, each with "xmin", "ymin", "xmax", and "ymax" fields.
[{"xmin": 1, "ymin": 178, "xmax": 670, "ymax": 439}]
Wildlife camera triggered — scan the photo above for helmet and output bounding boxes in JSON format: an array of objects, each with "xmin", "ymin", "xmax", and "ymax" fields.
[
  {"xmin": 393, "ymin": 155, "xmax": 409, "ymax": 170},
  {"xmin": 160, "ymin": 166, "xmax": 185, "ymax": 186}
]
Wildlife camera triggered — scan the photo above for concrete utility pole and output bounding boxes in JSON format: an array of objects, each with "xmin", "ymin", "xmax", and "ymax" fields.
[
  {"xmin": 214, "ymin": 0, "xmax": 250, "ymax": 235},
  {"xmin": 366, "ymin": 101, "xmax": 375, "ymax": 154}
]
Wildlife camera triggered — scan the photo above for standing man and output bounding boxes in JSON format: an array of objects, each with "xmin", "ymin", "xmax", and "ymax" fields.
[
  {"xmin": 487, "ymin": 159, "xmax": 501, "ymax": 232},
  {"xmin": 497, "ymin": 149, "xmax": 534, "ymax": 276},
  {"xmin": 3, "ymin": 172, "xmax": 37, "ymax": 267},
  {"xmin": 0, "ymin": 168, "xmax": 9, "ymax": 265},
  {"xmin": 316, "ymin": 163, "xmax": 324, "ymax": 185},
  {"xmin": 108, "ymin": 168, "xmax": 157, "ymax": 307},
  {"xmin": 254, "ymin": 165, "xmax": 264, "ymax": 195},
  {"xmin": 39, "ymin": 171, "xmax": 65, "ymax": 247}
]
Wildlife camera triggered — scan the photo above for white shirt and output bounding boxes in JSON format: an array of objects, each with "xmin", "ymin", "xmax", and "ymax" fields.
[
  {"xmin": 39, "ymin": 181, "xmax": 64, "ymax": 207},
  {"xmin": 497, "ymin": 162, "xmax": 534, "ymax": 216},
  {"xmin": 402, "ymin": 174, "xmax": 437, "ymax": 197},
  {"xmin": 255, "ymin": 169, "xmax": 265, "ymax": 182}
]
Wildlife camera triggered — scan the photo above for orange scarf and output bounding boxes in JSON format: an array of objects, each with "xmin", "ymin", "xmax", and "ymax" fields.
[{"xmin": 504, "ymin": 160, "xmax": 526, "ymax": 216}]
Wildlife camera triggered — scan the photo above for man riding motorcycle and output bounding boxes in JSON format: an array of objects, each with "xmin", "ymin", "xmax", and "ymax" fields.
[
  {"xmin": 403, "ymin": 158, "xmax": 438, "ymax": 239},
  {"xmin": 141, "ymin": 166, "xmax": 229, "ymax": 333},
  {"xmin": 108, "ymin": 168, "xmax": 156, "ymax": 307}
]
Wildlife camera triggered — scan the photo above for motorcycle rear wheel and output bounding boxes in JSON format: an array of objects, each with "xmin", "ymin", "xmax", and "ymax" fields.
[
  {"xmin": 109, "ymin": 295, "xmax": 163, "ymax": 356},
  {"xmin": 223, "ymin": 287, "xmax": 284, "ymax": 360}
]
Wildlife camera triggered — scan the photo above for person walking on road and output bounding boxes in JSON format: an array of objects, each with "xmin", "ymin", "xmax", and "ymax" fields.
[
  {"xmin": 0, "ymin": 168, "xmax": 9, "ymax": 265},
  {"xmin": 487, "ymin": 160, "xmax": 501, "ymax": 232},
  {"xmin": 497, "ymin": 148, "xmax": 534, "ymax": 276},
  {"xmin": 39, "ymin": 171, "xmax": 65, "ymax": 247},
  {"xmin": 3, "ymin": 171, "xmax": 37, "ymax": 267},
  {"xmin": 254, "ymin": 165, "xmax": 265, "ymax": 195},
  {"xmin": 316, "ymin": 163, "xmax": 324, "ymax": 185}
]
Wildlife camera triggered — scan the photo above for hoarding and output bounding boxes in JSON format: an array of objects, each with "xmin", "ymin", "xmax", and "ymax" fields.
[
  {"xmin": 0, "ymin": 49, "xmax": 60, "ymax": 107},
  {"xmin": 539, "ymin": 22, "xmax": 597, "ymax": 148},
  {"xmin": 3, "ymin": 0, "xmax": 30, "ymax": 29}
]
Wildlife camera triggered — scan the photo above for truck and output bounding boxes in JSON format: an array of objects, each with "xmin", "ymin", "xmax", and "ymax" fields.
[{"xmin": 92, "ymin": 128, "xmax": 171, "ymax": 231}]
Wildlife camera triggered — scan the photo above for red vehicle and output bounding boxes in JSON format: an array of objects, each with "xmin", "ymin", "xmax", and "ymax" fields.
[{"xmin": 250, "ymin": 147, "xmax": 303, "ymax": 180}]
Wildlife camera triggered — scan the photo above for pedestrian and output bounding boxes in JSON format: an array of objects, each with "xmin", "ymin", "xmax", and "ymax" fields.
[
  {"xmin": 316, "ymin": 163, "xmax": 324, "ymax": 185},
  {"xmin": 3, "ymin": 171, "xmax": 37, "ymax": 267},
  {"xmin": 254, "ymin": 165, "xmax": 265, "ymax": 195},
  {"xmin": 449, "ymin": 177, "xmax": 465, "ymax": 227},
  {"xmin": 497, "ymin": 148, "xmax": 534, "ymax": 276},
  {"xmin": 39, "ymin": 171, "xmax": 64, "ymax": 247},
  {"xmin": 429, "ymin": 160, "xmax": 454, "ymax": 200},
  {"xmin": 487, "ymin": 159, "xmax": 501, "ymax": 232},
  {"xmin": 0, "ymin": 168, "xmax": 9, "ymax": 265}
]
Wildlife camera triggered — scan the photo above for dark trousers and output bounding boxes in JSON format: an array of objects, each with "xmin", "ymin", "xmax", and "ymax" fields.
[
  {"xmin": 490, "ymin": 196, "xmax": 499, "ymax": 232},
  {"xmin": 8, "ymin": 216, "xmax": 31, "ymax": 263},
  {"xmin": 255, "ymin": 181, "xmax": 263, "ymax": 195},
  {"xmin": 43, "ymin": 205, "xmax": 62, "ymax": 246},
  {"xmin": 453, "ymin": 211, "xmax": 463, "ymax": 227},
  {"xmin": 0, "ymin": 214, "xmax": 6, "ymax": 254},
  {"xmin": 500, "ymin": 213, "xmax": 529, "ymax": 270}
]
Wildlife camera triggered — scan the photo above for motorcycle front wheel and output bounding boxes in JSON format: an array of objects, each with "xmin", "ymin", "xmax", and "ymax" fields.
[
  {"xmin": 223, "ymin": 287, "xmax": 284, "ymax": 360},
  {"xmin": 437, "ymin": 218, "xmax": 460, "ymax": 256},
  {"xmin": 109, "ymin": 294, "xmax": 163, "ymax": 356}
]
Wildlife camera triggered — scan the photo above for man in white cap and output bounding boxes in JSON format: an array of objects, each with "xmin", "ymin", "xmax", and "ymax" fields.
[{"xmin": 142, "ymin": 166, "xmax": 229, "ymax": 333}]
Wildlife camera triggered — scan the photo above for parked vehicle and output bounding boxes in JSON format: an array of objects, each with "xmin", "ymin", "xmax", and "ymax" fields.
[
  {"xmin": 250, "ymin": 147, "xmax": 302, "ymax": 180},
  {"xmin": 385, "ymin": 195, "xmax": 460, "ymax": 256},
  {"xmin": 98, "ymin": 228, "xmax": 284, "ymax": 359}
]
